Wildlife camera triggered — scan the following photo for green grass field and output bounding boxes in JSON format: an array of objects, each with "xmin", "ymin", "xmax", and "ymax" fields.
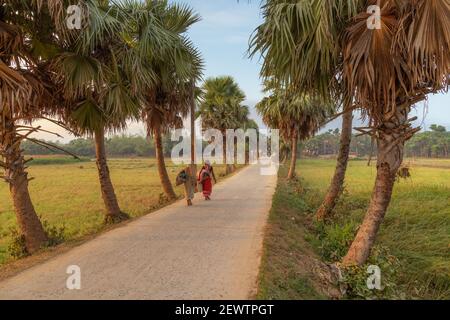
[
  {"xmin": 0, "ymin": 157, "xmax": 232, "ymax": 265},
  {"xmin": 258, "ymin": 159, "xmax": 450, "ymax": 300}
]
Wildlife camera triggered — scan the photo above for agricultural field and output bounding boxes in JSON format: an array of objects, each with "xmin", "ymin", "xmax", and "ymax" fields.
[
  {"xmin": 258, "ymin": 159, "xmax": 450, "ymax": 300},
  {"xmin": 403, "ymin": 158, "xmax": 450, "ymax": 169},
  {"xmin": 0, "ymin": 157, "xmax": 233, "ymax": 265}
]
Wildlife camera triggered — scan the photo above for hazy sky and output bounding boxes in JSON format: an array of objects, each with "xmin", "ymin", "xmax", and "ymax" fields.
[{"xmin": 33, "ymin": 0, "xmax": 450, "ymax": 142}]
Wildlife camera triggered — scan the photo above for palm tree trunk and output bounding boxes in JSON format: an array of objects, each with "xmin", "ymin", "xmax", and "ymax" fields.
[
  {"xmin": 245, "ymin": 141, "xmax": 249, "ymax": 165},
  {"xmin": 342, "ymin": 107, "xmax": 413, "ymax": 266},
  {"xmin": 154, "ymin": 126, "xmax": 177, "ymax": 200},
  {"xmin": 316, "ymin": 110, "xmax": 353, "ymax": 220},
  {"xmin": 287, "ymin": 132, "xmax": 298, "ymax": 180},
  {"xmin": 190, "ymin": 94, "xmax": 197, "ymax": 194},
  {"xmin": 94, "ymin": 127, "xmax": 125, "ymax": 223},
  {"xmin": 1, "ymin": 117, "xmax": 47, "ymax": 253},
  {"xmin": 233, "ymin": 139, "xmax": 237, "ymax": 171},
  {"xmin": 223, "ymin": 133, "xmax": 233, "ymax": 175}
]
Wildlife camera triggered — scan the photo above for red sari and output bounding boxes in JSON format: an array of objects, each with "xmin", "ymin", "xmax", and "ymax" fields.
[{"xmin": 198, "ymin": 167, "xmax": 212, "ymax": 197}]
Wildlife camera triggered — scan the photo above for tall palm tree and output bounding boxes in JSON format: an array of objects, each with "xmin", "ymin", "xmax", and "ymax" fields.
[
  {"xmin": 250, "ymin": 0, "xmax": 362, "ymax": 220},
  {"xmin": 340, "ymin": 0, "xmax": 450, "ymax": 265},
  {"xmin": 52, "ymin": 0, "xmax": 173, "ymax": 223},
  {"xmin": 140, "ymin": 1, "xmax": 203, "ymax": 200},
  {"xmin": 0, "ymin": 0, "xmax": 69, "ymax": 252},
  {"xmin": 256, "ymin": 85, "xmax": 333, "ymax": 179},
  {"xmin": 252, "ymin": 0, "xmax": 450, "ymax": 265},
  {"xmin": 198, "ymin": 76, "xmax": 248, "ymax": 174}
]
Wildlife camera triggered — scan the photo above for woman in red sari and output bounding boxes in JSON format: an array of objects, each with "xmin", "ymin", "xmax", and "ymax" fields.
[{"xmin": 198, "ymin": 160, "xmax": 217, "ymax": 200}]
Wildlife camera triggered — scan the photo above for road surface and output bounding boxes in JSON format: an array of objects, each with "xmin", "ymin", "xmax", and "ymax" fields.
[{"xmin": 0, "ymin": 164, "xmax": 277, "ymax": 300}]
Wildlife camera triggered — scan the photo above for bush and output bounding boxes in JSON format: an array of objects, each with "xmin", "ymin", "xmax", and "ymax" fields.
[
  {"xmin": 42, "ymin": 219, "xmax": 66, "ymax": 247},
  {"xmin": 339, "ymin": 246, "xmax": 404, "ymax": 300},
  {"xmin": 158, "ymin": 192, "xmax": 170, "ymax": 205},
  {"xmin": 6, "ymin": 219, "xmax": 67, "ymax": 261},
  {"xmin": 314, "ymin": 220, "xmax": 404, "ymax": 299},
  {"xmin": 7, "ymin": 228, "xmax": 28, "ymax": 259},
  {"xmin": 316, "ymin": 221, "xmax": 358, "ymax": 262}
]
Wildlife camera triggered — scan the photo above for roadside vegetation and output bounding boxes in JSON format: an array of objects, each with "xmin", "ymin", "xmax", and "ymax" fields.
[{"xmin": 258, "ymin": 161, "xmax": 450, "ymax": 300}]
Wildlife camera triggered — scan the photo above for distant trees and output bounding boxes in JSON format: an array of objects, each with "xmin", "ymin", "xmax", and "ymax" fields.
[
  {"xmin": 303, "ymin": 125, "xmax": 450, "ymax": 159},
  {"xmin": 21, "ymin": 135, "xmax": 177, "ymax": 158},
  {"xmin": 303, "ymin": 129, "xmax": 342, "ymax": 157},
  {"xmin": 303, "ymin": 130, "xmax": 373, "ymax": 158},
  {"xmin": 23, "ymin": 124, "xmax": 450, "ymax": 161},
  {"xmin": 65, "ymin": 139, "xmax": 96, "ymax": 157},
  {"xmin": 406, "ymin": 126, "xmax": 450, "ymax": 158}
]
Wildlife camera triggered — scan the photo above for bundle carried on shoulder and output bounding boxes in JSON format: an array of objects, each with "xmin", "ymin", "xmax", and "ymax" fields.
[{"xmin": 176, "ymin": 169, "xmax": 188, "ymax": 186}]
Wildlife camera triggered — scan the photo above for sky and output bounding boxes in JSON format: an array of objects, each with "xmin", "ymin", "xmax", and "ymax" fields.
[
  {"xmin": 33, "ymin": 0, "xmax": 450, "ymax": 142},
  {"xmin": 184, "ymin": 0, "xmax": 264, "ymax": 103}
]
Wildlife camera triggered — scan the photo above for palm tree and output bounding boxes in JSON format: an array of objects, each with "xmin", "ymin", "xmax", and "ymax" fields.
[
  {"xmin": 252, "ymin": 0, "xmax": 450, "ymax": 265},
  {"xmin": 140, "ymin": 1, "xmax": 203, "ymax": 200},
  {"xmin": 198, "ymin": 76, "xmax": 249, "ymax": 174},
  {"xmin": 256, "ymin": 85, "xmax": 333, "ymax": 179},
  {"xmin": 0, "ymin": 1, "xmax": 70, "ymax": 252},
  {"xmin": 250, "ymin": 0, "xmax": 361, "ymax": 220},
  {"xmin": 340, "ymin": 0, "xmax": 450, "ymax": 265},
  {"xmin": 52, "ymin": 0, "xmax": 173, "ymax": 223}
]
